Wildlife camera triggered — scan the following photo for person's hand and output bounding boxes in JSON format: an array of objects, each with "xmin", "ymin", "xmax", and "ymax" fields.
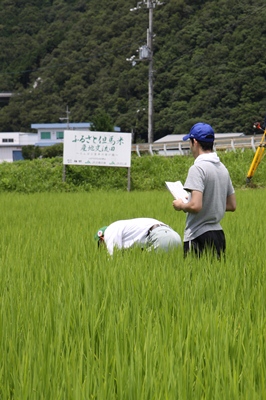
[{"xmin": 172, "ymin": 198, "xmax": 184, "ymax": 211}]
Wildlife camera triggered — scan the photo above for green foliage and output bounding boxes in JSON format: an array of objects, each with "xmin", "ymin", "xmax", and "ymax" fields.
[
  {"xmin": 0, "ymin": 1, "xmax": 266, "ymax": 136},
  {"xmin": 21, "ymin": 145, "xmax": 41, "ymax": 160},
  {"xmin": 90, "ymin": 109, "xmax": 114, "ymax": 132},
  {"xmin": 0, "ymin": 149, "xmax": 265, "ymax": 193},
  {"xmin": 41, "ymin": 143, "xmax": 63, "ymax": 158}
]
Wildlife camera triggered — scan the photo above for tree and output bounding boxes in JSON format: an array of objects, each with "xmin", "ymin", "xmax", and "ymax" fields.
[
  {"xmin": 0, "ymin": 0, "xmax": 266, "ymax": 137},
  {"xmin": 41, "ymin": 143, "xmax": 63, "ymax": 158},
  {"xmin": 22, "ymin": 145, "xmax": 41, "ymax": 160},
  {"xmin": 90, "ymin": 110, "xmax": 114, "ymax": 132}
]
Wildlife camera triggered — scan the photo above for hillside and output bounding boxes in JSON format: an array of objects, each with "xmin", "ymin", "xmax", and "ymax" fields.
[{"xmin": 0, "ymin": 0, "xmax": 266, "ymax": 140}]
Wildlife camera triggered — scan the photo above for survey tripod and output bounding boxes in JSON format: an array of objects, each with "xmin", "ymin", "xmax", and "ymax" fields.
[{"xmin": 246, "ymin": 118, "xmax": 266, "ymax": 183}]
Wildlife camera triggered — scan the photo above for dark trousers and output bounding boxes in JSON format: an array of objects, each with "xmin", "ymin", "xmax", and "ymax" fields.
[{"xmin": 184, "ymin": 230, "xmax": 226, "ymax": 259}]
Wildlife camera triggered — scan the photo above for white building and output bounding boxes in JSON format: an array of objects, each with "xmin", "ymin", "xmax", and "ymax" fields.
[
  {"xmin": 31, "ymin": 123, "xmax": 92, "ymax": 146},
  {"xmin": 31, "ymin": 123, "xmax": 121, "ymax": 147},
  {"xmin": 0, "ymin": 122, "xmax": 121, "ymax": 162},
  {"xmin": 0, "ymin": 132, "xmax": 38, "ymax": 162},
  {"xmin": 0, "ymin": 123, "xmax": 92, "ymax": 162}
]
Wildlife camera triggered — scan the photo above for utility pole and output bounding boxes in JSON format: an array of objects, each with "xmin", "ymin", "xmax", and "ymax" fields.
[
  {"xmin": 128, "ymin": 0, "xmax": 164, "ymax": 144},
  {"xmin": 147, "ymin": 2, "xmax": 154, "ymax": 144}
]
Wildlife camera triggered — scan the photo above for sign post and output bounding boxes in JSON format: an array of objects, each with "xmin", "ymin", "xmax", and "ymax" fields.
[{"xmin": 63, "ymin": 131, "xmax": 132, "ymax": 190}]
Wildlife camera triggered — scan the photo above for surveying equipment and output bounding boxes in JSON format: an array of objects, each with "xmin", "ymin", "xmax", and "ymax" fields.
[{"xmin": 246, "ymin": 118, "xmax": 266, "ymax": 183}]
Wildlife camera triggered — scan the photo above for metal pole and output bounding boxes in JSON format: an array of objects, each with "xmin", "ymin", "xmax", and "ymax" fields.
[
  {"xmin": 129, "ymin": 0, "xmax": 164, "ymax": 143},
  {"xmin": 127, "ymin": 167, "xmax": 131, "ymax": 191},
  {"xmin": 148, "ymin": 1, "xmax": 154, "ymax": 144}
]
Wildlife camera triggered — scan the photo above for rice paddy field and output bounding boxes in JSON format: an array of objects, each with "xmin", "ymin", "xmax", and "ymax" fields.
[{"xmin": 0, "ymin": 189, "xmax": 265, "ymax": 399}]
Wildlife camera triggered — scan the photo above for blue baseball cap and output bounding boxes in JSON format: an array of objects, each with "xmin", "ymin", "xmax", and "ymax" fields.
[{"xmin": 183, "ymin": 123, "xmax": 215, "ymax": 142}]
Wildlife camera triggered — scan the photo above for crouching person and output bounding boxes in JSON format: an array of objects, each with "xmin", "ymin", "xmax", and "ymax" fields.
[{"xmin": 95, "ymin": 218, "xmax": 182, "ymax": 256}]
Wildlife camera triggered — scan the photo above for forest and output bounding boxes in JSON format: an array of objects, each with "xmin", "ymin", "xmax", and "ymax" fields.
[{"xmin": 0, "ymin": 0, "xmax": 266, "ymax": 141}]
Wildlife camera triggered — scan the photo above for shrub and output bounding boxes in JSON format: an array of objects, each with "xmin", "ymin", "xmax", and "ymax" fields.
[
  {"xmin": 41, "ymin": 143, "xmax": 63, "ymax": 158},
  {"xmin": 22, "ymin": 145, "xmax": 42, "ymax": 160}
]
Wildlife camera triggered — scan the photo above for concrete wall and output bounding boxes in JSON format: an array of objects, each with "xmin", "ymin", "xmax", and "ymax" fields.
[{"xmin": 0, "ymin": 133, "xmax": 38, "ymax": 162}]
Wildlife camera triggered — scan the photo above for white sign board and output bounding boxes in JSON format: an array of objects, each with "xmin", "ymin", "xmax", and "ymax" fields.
[{"xmin": 63, "ymin": 131, "xmax": 132, "ymax": 167}]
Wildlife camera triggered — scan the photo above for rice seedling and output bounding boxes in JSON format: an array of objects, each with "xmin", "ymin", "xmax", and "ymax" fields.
[{"xmin": 0, "ymin": 189, "xmax": 265, "ymax": 399}]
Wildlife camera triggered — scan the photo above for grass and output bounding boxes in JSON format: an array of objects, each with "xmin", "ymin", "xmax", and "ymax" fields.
[
  {"xmin": 0, "ymin": 189, "xmax": 265, "ymax": 399},
  {"xmin": 0, "ymin": 148, "xmax": 266, "ymax": 193}
]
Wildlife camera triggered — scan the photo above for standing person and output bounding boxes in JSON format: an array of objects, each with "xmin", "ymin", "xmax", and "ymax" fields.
[
  {"xmin": 172, "ymin": 122, "xmax": 236, "ymax": 259},
  {"xmin": 95, "ymin": 218, "xmax": 182, "ymax": 255}
]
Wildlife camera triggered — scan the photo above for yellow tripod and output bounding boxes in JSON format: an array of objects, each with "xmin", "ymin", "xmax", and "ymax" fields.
[{"xmin": 246, "ymin": 122, "xmax": 266, "ymax": 183}]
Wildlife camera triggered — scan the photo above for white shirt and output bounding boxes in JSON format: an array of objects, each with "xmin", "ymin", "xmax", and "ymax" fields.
[{"xmin": 104, "ymin": 218, "xmax": 164, "ymax": 255}]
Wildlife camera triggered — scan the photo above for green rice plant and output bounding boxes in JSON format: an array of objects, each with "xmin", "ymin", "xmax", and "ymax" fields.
[{"xmin": 0, "ymin": 189, "xmax": 265, "ymax": 399}]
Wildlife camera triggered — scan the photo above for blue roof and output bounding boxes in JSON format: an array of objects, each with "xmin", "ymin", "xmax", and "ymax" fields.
[{"xmin": 31, "ymin": 123, "xmax": 91, "ymax": 129}]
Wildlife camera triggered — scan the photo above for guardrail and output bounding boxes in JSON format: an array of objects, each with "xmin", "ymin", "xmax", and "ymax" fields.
[{"xmin": 131, "ymin": 136, "xmax": 261, "ymax": 156}]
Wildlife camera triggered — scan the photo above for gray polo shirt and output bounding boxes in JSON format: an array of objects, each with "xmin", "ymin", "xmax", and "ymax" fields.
[{"xmin": 183, "ymin": 152, "xmax": 235, "ymax": 242}]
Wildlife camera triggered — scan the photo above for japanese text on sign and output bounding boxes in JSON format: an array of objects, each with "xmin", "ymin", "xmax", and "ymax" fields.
[{"xmin": 63, "ymin": 131, "xmax": 132, "ymax": 167}]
